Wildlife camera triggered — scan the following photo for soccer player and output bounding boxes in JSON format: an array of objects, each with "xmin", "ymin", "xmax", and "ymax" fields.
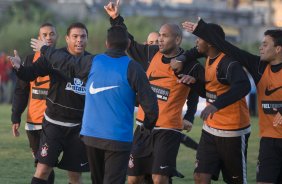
[
  {"xmin": 9, "ymin": 22, "xmax": 90, "ymax": 184},
  {"xmin": 11, "ymin": 23, "xmax": 57, "ymax": 184},
  {"xmin": 177, "ymin": 22, "xmax": 251, "ymax": 183},
  {"xmin": 183, "ymin": 18, "xmax": 282, "ymax": 184},
  {"xmin": 104, "ymin": 1, "xmax": 204, "ymax": 183},
  {"xmin": 11, "ymin": 25, "xmax": 159, "ymax": 184},
  {"xmin": 145, "ymin": 31, "xmax": 198, "ymax": 151}
]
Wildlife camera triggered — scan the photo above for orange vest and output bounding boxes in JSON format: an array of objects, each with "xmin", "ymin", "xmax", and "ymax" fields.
[
  {"xmin": 257, "ymin": 65, "xmax": 282, "ymax": 138},
  {"xmin": 205, "ymin": 53, "xmax": 250, "ymax": 130},
  {"xmin": 26, "ymin": 52, "xmax": 50, "ymax": 124},
  {"xmin": 136, "ymin": 52, "xmax": 190, "ymax": 129}
]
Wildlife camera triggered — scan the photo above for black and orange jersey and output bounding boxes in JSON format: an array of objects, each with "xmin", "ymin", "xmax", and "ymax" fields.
[
  {"xmin": 257, "ymin": 65, "xmax": 282, "ymax": 138},
  {"xmin": 136, "ymin": 51, "xmax": 190, "ymax": 129},
  {"xmin": 191, "ymin": 19, "xmax": 282, "ymax": 138},
  {"xmin": 12, "ymin": 52, "xmax": 49, "ymax": 125},
  {"xmin": 26, "ymin": 52, "xmax": 50, "ymax": 124},
  {"xmin": 205, "ymin": 53, "xmax": 250, "ymax": 130}
]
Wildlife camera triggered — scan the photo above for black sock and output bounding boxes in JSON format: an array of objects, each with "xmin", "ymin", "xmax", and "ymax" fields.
[
  {"xmin": 31, "ymin": 177, "xmax": 47, "ymax": 184},
  {"xmin": 47, "ymin": 170, "xmax": 55, "ymax": 184}
]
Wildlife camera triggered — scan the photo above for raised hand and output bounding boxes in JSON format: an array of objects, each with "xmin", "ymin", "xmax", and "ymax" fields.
[
  {"xmin": 30, "ymin": 36, "xmax": 47, "ymax": 52},
  {"xmin": 182, "ymin": 17, "xmax": 200, "ymax": 33},
  {"xmin": 104, "ymin": 0, "xmax": 120, "ymax": 19},
  {"xmin": 7, "ymin": 50, "xmax": 21, "ymax": 70}
]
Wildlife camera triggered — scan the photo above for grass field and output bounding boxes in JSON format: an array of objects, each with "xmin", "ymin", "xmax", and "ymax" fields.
[{"xmin": 0, "ymin": 104, "xmax": 259, "ymax": 184}]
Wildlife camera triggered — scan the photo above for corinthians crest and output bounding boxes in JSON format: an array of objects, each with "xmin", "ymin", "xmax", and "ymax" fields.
[
  {"xmin": 41, "ymin": 143, "xmax": 49, "ymax": 157},
  {"xmin": 128, "ymin": 154, "xmax": 134, "ymax": 168}
]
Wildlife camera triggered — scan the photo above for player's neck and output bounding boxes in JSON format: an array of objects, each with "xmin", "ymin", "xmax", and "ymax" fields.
[
  {"xmin": 208, "ymin": 49, "xmax": 221, "ymax": 59},
  {"xmin": 269, "ymin": 57, "xmax": 282, "ymax": 65}
]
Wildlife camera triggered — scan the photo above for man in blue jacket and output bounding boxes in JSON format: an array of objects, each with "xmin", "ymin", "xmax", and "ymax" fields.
[{"xmin": 9, "ymin": 25, "xmax": 159, "ymax": 184}]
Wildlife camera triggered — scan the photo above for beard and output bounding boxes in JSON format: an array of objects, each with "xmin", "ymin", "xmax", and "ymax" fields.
[{"xmin": 159, "ymin": 46, "xmax": 175, "ymax": 55}]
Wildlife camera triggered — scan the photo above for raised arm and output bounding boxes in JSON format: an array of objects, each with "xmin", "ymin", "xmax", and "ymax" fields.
[
  {"xmin": 30, "ymin": 36, "xmax": 93, "ymax": 79},
  {"xmin": 183, "ymin": 18, "xmax": 261, "ymax": 82},
  {"xmin": 8, "ymin": 50, "xmax": 51, "ymax": 81},
  {"xmin": 40, "ymin": 45, "xmax": 93, "ymax": 79},
  {"xmin": 104, "ymin": 1, "xmax": 159, "ymax": 69}
]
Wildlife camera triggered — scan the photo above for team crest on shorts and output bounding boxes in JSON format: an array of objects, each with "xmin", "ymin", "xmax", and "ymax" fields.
[
  {"xmin": 128, "ymin": 154, "xmax": 134, "ymax": 168},
  {"xmin": 41, "ymin": 144, "xmax": 48, "ymax": 157}
]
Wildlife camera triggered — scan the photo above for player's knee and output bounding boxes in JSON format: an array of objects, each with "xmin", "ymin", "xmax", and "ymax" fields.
[
  {"xmin": 34, "ymin": 163, "xmax": 53, "ymax": 180},
  {"xmin": 152, "ymin": 174, "xmax": 169, "ymax": 184},
  {"xmin": 67, "ymin": 171, "xmax": 82, "ymax": 184},
  {"xmin": 193, "ymin": 173, "xmax": 211, "ymax": 184},
  {"xmin": 127, "ymin": 176, "xmax": 143, "ymax": 184}
]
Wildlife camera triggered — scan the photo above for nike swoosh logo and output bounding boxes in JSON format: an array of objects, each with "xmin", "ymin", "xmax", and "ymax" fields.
[
  {"xmin": 80, "ymin": 162, "xmax": 88, "ymax": 167},
  {"xmin": 89, "ymin": 82, "xmax": 118, "ymax": 95},
  {"xmin": 148, "ymin": 73, "xmax": 168, "ymax": 81},
  {"xmin": 34, "ymin": 79, "xmax": 50, "ymax": 86},
  {"xmin": 160, "ymin": 166, "xmax": 169, "ymax": 169},
  {"xmin": 265, "ymin": 86, "xmax": 282, "ymax": 96}
]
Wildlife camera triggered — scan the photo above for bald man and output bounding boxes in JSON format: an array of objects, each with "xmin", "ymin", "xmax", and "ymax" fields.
[{"xmin": 146, "ymin": 32, "xmax": 159, "ymax": 45}]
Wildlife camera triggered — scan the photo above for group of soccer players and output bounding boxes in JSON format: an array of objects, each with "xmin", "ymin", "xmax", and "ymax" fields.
[{"xmin": 8, "ymin": 0, "xmax": 282, "ymax": 184}]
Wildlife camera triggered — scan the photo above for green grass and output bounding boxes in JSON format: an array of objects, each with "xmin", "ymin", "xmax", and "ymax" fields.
[{"xmin": 0, "ymin": 104, "xmax": 259, "ymax": 183}]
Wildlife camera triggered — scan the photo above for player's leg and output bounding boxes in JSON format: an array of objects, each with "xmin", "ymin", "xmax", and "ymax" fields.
[
  {"xmin": 27, "ymin": 129, "xmax": 55, "ymax": 184},
  {"xmin": 128, "ymin": 126, "xmax": 153, "ymax": 184},
  {"xmin": 85, "ymin": 145, "xmax": 104, "ymax": 184},
  {"xmin": 104, "ymin": 150, "xmax": 130, "ymax": 184},
  {"xmin": 194, "ymin": 130, "xmax": 220, "ymax": 184},
  {"xmin": 57, "ymin": 125, "xmax": 89, "ymax": 184},
  {"xmin": 220, "ymin": 133, "xmax": 250, "ymax": 184},
  {"xmin": 151, "ymin": 130, "xmax": 181, "ymax": 184},
  {"xmin": 257, "ymin": 138, "xmax": 282, "ymax": 184},
  {"xmin": 32, "ymin": 120, "xmax": 63, "ymax": 183}
]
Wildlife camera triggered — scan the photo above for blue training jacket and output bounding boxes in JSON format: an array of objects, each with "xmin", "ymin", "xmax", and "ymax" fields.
[{"xmin": 80, "ymin": 54, "xmax": 136, "ymax": 142}]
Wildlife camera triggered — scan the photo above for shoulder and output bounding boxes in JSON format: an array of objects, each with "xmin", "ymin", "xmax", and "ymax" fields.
[
  {"xmin": 84, "ymin": 50, "xmax": 92, "ymax": 56},
  {"xmin": 218, "ymin": 55, "xmax": 241, "ymax": 70},
  {"xmin": 128, "ymin": 60, "xmax": 146, "ymax": 73}
]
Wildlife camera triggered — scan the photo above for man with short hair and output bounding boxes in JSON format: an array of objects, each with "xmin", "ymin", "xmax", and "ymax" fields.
[
  {"xmin": 9, "ymin": 22, "xmax": 90, "ymax": 184},
  {"xmin": 11, "ymin": 23, "xmax": 58, "ymax": 184},
  {"xmin": 146, "ymin": 32, "xmax": 159, "ymax": 45},
  {"xmin": 179, "ymin": 20, "xmax": 251, "ymax": 184}
]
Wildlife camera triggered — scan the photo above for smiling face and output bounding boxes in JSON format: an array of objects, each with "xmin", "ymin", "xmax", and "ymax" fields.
[
  {"xmin": 39, "ymin": 26, "xmax": 57, "ymax": 47},
  {"xmin": 158, "ymin": 24, "xmax": 181, "ymax": 57},
  {"xmin": 66, "ymin": 28, "xmax": 87, "ymax": 56}
]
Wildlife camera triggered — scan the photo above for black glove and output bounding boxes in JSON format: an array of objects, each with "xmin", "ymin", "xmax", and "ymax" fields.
[{"xmin": 143, "ymin": 116, "xmax": 156, "ymax": 131}]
